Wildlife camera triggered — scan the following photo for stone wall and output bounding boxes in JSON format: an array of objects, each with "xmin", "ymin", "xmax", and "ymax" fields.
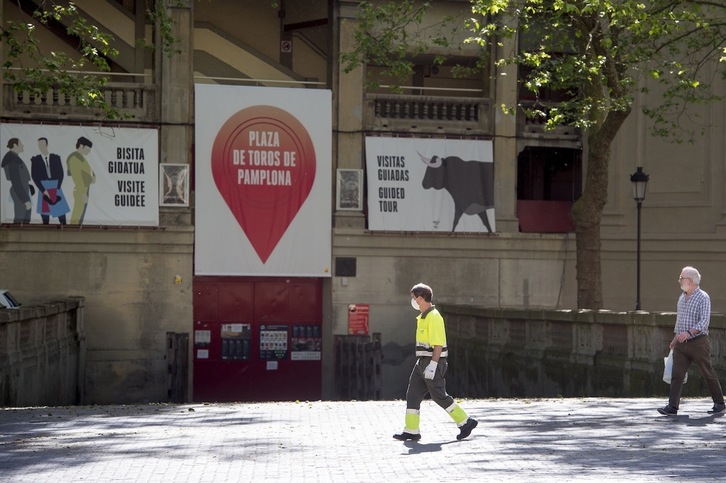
[
  {"xmin": 0, "ymin": 227, "xmax": 194, "ymax": 404},
  {"xmin": 442, "ymin": 306, "xmax": 726, "ymax": 398},
  {"xmin": 0, "ymin": 299, "xmax": 85, "ymax": 406}
]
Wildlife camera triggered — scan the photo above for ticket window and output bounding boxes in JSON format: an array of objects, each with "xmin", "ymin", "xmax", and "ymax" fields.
[
  {"xmin": 221, "ymin": 323, "xmax": 252, "ymax": 360},
  {"xmin": 257, "ymin": 323, "xmax": 322, "ymax": 363},
  {"xmin": 291, "ymin": 324, "xmax": 322, "ymax": 361},
  {"xmin": 193, "ymin": 321, "xmax": 252, "ymax": 361}
]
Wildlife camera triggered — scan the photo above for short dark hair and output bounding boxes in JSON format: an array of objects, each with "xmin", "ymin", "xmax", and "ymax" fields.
[
  {"xmin": 76, "ymin": 136, "xmax": 92, "ymax": 149},
  {"xmin": 38, "ymin": 137, "xmax": 48, "ymax": 144},
  {"xmin": 410, "ymin": 283, "xmax": 433, "ymax": 302},
  {"xmin": 6, "ymin": 138, "xmax": 19, "ymax": 149}
]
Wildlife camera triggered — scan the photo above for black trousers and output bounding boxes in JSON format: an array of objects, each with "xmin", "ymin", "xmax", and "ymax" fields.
[{"xmin": 405, "ymin": 357, "xmax": 455, "ymax": 411}]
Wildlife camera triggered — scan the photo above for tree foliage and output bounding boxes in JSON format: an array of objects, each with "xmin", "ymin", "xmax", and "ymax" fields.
[
  {"xmin": 2, "ymin": 1, "xmax": 183, "ymax": 119},
  {"xmin": 142, "ymin": 0, "xmax": 190, "ymax": 59},
  {"xmin": 2, "ymin": 2, "xmax": 119, "ymax": 116},
  {"xmin": 471, "ymin": 0, "xmax": 726, "ymax": 140},
  {"xmin": 342, "ymin": 0, "xmax": 726, "ymax": 309},
  {"xmin": 341, "ymin": 0, "xmax": 483, "ymax": 90}
]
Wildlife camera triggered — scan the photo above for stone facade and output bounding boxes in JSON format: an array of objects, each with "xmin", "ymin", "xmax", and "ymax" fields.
[{"xmin": 0, "ymin": 1, "xmax": 726, "ymax": 402}]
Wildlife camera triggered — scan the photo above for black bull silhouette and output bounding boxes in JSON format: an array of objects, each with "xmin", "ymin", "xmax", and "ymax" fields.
[{"xmin": 418, "ymin": 153, "xmax": 494, "ymax": 232}]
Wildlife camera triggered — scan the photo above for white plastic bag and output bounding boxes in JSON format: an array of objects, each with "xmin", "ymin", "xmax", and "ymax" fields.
[{"xmin": 663, "ymin": 349, "xmax": 687, "ymax": 384}]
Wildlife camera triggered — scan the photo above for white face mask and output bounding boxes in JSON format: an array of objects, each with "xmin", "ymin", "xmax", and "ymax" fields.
[{"xmin": 411, "ymin": 298, "xmax": 420, "ymax": 311}]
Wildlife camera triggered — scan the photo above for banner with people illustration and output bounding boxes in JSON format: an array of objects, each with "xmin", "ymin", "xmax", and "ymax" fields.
[{"xmin": 0, "ymin": 124, "xmax": 158, "ymax": 226}]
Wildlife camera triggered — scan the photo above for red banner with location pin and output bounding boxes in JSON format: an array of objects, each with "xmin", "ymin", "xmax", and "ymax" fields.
[
  {"xmin": 195, "ymin": 85, "xmax": 331, "ymax": 277},
  {"xmin": 211, "ymin": 106, "xmax": 316, "ymax": 263}
]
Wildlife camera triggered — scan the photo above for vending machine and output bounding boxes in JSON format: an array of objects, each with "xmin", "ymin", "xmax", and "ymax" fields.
[{"xmin": 192, "ymin": 277, "xmax": 323, "ymax": 402}]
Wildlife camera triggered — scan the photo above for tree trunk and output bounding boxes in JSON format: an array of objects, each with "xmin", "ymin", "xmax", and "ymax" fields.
[
  {"xmin": 572, "ymin": 147, "xmax": 606, "ymax": 310},
  {"xmin": 571, "ymin": 110, "xmax": 630, "ymax": 309}
]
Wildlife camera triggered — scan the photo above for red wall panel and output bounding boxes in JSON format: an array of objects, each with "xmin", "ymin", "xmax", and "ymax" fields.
[{"xmin": 193, "ymin": 277, "xmax": 323, "ymax": 402}]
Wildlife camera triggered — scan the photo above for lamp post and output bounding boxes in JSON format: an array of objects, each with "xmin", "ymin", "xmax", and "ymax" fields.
[{"xmin": 630, "ymin": 167, "xmax": 649, "ymax": 311}]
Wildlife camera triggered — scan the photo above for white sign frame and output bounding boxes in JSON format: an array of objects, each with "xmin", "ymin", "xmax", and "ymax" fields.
[
  {"xmin": 336, "ymin": 169, "xmax": 363, "ymax": 211},
  {"xmin": 159, "ymin": 163, "xmax": 190, "ymax": 207}
]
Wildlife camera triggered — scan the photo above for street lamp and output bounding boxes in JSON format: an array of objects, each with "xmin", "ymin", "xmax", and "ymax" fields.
[{"xmin": 630, "ymin": 167, "xmax": 649, "ymax": 311}]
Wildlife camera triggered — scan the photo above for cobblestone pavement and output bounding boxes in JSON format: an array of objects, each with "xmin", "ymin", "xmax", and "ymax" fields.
[{"xmin": 1, "ymin": 398, "xmax": 725, "ymax": 482}]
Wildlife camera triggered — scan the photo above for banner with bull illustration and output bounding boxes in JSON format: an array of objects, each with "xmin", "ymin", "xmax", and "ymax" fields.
[
  {"xmin": 365, "ymin": 137, "xmax": 495, "ymax": 232},
  {"xmin": 195, "ymin": 84, "xmax": 332, "ymax": 277}
]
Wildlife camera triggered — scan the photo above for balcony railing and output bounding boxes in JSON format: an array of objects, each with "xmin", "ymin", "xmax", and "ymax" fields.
[
  {"xmin": 3, "ymin": 82, "xmax": 158, "ymax": 122},
  {"xmin": 517, "ymin": 100, "xmax": 580, "ymax": 139},
  {"xmin": 365, "ymin": 93, "xmax": 491, "ymax": 135}
]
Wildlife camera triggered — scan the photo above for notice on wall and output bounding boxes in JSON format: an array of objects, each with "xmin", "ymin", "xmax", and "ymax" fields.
[
  {"xmin": 348, "ymin": 304, "xmax": 369, "ymax": 335},
  {"xmin": 259, "ymin": 324, "xmax": 288, "ymax": 361},
  {"xmin": 291, "ymin": 324, "xmax": 322, "ymax": 360}
]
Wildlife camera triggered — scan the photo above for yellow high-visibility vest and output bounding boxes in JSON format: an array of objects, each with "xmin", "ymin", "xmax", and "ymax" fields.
[{"xmin": 415, "ymin": 307, "xmax": 448, "ymax": 357}]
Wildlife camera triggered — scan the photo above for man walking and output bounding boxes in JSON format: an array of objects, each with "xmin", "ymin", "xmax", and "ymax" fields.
[
  {"xmin": 393, "ymin": 282, "xmax": 478, "ymax": 441},
  {"xmin": 658, "ymin": 266, "xmax": 725, "ymax": 415}
]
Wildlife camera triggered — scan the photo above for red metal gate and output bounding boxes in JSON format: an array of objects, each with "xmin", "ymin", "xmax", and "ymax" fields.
[{"xmin": 192, "ymin": 276, "xmax": 323, "ymax": 402}]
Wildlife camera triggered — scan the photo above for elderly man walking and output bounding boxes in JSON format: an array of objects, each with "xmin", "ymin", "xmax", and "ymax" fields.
[{"xmin": 658, "ymin": 266, "xmax": 725, "ymax": 416}]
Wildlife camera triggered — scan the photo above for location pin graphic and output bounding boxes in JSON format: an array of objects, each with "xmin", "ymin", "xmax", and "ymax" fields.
[{"xmin": 211, "ymin": 106, "xmax": 316, "ymax": 263}]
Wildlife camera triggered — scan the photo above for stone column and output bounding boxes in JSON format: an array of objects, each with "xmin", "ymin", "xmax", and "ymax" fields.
[
  {"xmin": 493, "ymin": 31, "xmax": 520, "ymax": 232},
  {"xmin": 156, "ymin": 0, "xmax": 193, "ymax": 227},
  {"xmin": 332, "ymin": 1, "xmax": 366, "ymax": 230},
  {"xmin": 0, "ymin": 0, "xmax": 4, "ymax": 118},
  {"xmin": 135, "ymin": 0, "xmax": 146, "ymax": 82}
]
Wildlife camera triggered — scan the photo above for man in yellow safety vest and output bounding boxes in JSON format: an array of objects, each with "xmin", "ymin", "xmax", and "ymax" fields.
[{"xmin": 393, "ymin": 282, "xmax": 478, "ymax": 442}]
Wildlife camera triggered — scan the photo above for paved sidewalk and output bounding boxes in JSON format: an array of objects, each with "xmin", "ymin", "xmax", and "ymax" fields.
[{"xmin": 0, "ymin": 397, "xmax": 724, "ymax": 482}]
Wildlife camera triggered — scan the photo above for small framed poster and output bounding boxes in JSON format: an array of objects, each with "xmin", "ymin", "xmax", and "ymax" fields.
[
  {"xmin": 336, "ymin": 169, "xmax": 363, "ymax": 211},
  {"xmin": 160, "ymin": 163, "xmax": 190, "ymax": 207}
]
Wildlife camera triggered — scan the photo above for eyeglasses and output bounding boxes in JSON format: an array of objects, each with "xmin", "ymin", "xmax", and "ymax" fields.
[{"xmin": 679, "ymin": 277, "xmax": 692, "ymax": 281}]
